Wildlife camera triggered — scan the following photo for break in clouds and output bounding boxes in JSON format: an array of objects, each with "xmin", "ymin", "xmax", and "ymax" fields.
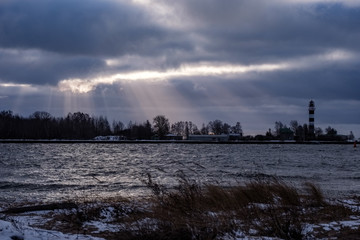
[{"xmin": 0, "ymin": 0, "xmax": 359, "ymax": 135}]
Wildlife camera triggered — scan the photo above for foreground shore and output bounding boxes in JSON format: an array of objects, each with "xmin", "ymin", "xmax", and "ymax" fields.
[{"xmin": 1, "ymin": 178, "xmax": 359, "ymax": 240}]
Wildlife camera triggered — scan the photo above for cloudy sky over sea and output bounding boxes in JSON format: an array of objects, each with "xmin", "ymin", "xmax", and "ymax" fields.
[{"xmin": 0, "ymin": 0, "xmax": 359, "ymax": 137}]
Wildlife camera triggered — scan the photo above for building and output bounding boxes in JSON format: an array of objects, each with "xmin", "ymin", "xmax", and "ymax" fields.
[
  {"xmin": 164, "ymin": 134, "xmax": 183, "ymax": 141},
  {"xmin": 308, "ymin": 100, "xmax": 315, "ymax": 136},
  {"xmin": 188, "ymin": 134, "xmax": 229, "ymax": 142}
]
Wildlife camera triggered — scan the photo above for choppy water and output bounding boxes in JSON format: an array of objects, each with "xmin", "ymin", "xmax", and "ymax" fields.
[{"xmin": 0, "ymin": 143, "xmax": 359, "ymax": 203}]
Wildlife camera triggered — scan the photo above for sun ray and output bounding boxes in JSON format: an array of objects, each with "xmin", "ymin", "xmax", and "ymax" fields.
[
  {"xmin": 57, "ymin": 61, "xmax": 289, "ymax": 94},
  {"xmin": 112, "ymin": 80, "xmax": 207, "ymax": 124},
  {"xmin": 58, "ymin": 49, "xmax": 354, "ymax": 95}
]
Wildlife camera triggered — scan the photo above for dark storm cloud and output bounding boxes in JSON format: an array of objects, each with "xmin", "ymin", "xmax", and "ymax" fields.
[
  {"xmin": 1, "ymin": 0, "xmax": 359, "ymax": 82},
  {"xmin": 0, "ymin": 0, "xmax": 182, "ymax": 56},
  {"xmin": 164, "ymin": 45, "xmax": 360, "ymax": 105},
  {"xmin": 257, "ymin": 70, "xmax": 360, "ymax": 101},
  {"xmin": 0, "ymin": 49, "xmax": 106, "ymax": 85},
  {"xmin": 167, "ymin": 0, "xmax": 360, "ymax": 63},
  {"xmin": 0, "ymin": 0, "xmax": 195, "ymax": 85}
]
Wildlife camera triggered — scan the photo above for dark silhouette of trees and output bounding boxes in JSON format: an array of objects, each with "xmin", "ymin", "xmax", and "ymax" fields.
[
  {"xmin": 112, "ymin": 120, "xmax": 124, "ymax": 135},
  {"xmin": 153, "ymin": 115, "xmax": 170, "ymax": 140},
  {"xmin": 28, "ymin": 111, "xmax": 56, "ymax": 139},
  {"xmin": 271, "ymin": 121, "xmax": 294, "ymax": 140},
  {"xmin": 171, "ymin": 121, "xmax": 185, "ymax": 136},
  {"xmin": 231, "ymin": 122, "xmax": 243, "ymax": 135},
  {"xmin": 290, "ymin": 120, "xmax": 299, "ymax": 134},
  {"xmin": 200, "ymin": 123, "xmax": 209, "ymax": 135},
  {"xmin": 64, "ymin": 112, "xmax": 94, "ymax": 139},
  {"xmin": 94, "ymin": 116, "xmax": 111, "ymax": 136},
  {"xmin": 170, "ymin": 121, "xmax": 199, "ymax": 138},
  {"xmin": 207, "ymin": 120, "xmax": 239, "ymax": 135},
  {"xmin": 222, "ymin": 123, "xmax": 231, "ymax": 134},
  {"xmin": 302, "ymin": 124, "xmax": 309, "ymax": 140},
  {"xmin": 274, "ymin": 121, "xmax": 284, "ymax": 137},
  {"xmin": 184, "ymin": 121, "xmax": 200, "ymax": 136},
  {"xmin": 0, "ymin": 110, "xmax": 20, "ymax": 138},
  {"xmin": 314, "ymin": 126, "xmax": 344, "ymax": 141},
  {"xmin": 349, "ymin": 131, "xmax": 355, "ymax": 141},
  {"xmin": 0, "ymin": 109, "xmax": 352, "ymax": 141},
  {"xmin": 265, "ymin": 128, "xmax": 273, "ymax": 138},
  {"xmin": 208, "ymin": 119, "xmax": 223, "ymax": 135},
  {"xmin": 296, "ymin": 125, "xmax": 305, "ymax": 141},
  {"xmin": 124, "ymin": 120, "xmax": 153, "ymax": 140},
  {"xmin": 325, "ymin": 126, "xmax": 337, "ymax": 136},
  {"xmin": 265, "ymin": 120, "xmax": 347, "ymax": 142},
  {"xmin": 315, "ymin": 127, "xmax": 323, "ymax": 138},
  {"xmin": 143, "ymin": 120, "xmax": 153, "ymax": 139},
  {"xmin": 0, "ymin": 110, "xmax": 113, "ymax": 140}
]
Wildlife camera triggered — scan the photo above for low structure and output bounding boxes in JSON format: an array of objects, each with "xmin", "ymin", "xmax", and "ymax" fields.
[
  {"xmin": 188, "ymin": 134, "xmax": 229, "ymax": 142},
  {"xmin": 164, "ymin": 134, "xmax": 183, "ymax": 140},
  {"xmin": 229, "ymin": 133, "xmax": 242, "ymax": 141}
]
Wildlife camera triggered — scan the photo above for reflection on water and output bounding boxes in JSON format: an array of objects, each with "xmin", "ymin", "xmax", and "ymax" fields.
[{"xmin": 0, "ymin": 143, "xmax": 359, "ymax": 203}]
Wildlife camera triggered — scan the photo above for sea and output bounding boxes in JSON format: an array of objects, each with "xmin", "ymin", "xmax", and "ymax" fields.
[{"xmin": 0, "ymin": 143, "xmax": 359, "ymax": 204}]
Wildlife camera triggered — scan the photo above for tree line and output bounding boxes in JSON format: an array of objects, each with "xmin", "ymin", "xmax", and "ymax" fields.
[
  {"xmin": 255, "ymin": 120, "xmax": 354, "ymax": 142},
  {"xmin": 0, "ymin": 111, "xmax": 112, "ymax": 140},
  {"xmin": 0, "ymin": 110, "xmax": 353, "ymax": 141},
  {"xmin": 0, "ymin": 110, "xmax": 243, "ymax": 140}
]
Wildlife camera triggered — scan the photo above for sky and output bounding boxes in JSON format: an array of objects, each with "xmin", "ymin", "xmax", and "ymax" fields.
[{"xmin": 0, "ymin": 0, "xmax": 359, "ymax": 137}]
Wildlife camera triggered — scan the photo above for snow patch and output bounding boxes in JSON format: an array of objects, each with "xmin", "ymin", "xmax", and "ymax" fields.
[{"xmin": 0, "ymin": 219, "xmax": 104, "ymax": 240}]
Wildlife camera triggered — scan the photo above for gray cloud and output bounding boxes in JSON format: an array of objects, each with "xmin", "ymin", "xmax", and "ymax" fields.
[
  {"xmin": 251, "ymin": 70, "xmax": 360, "ymax": 101},
  {"xmin": 0, "ymin": 49, "xmax": 106, "ymax": 85},
  {"xmin": 163, "ymin": 1, "xmax": 358, "ymax": 64},
  {"xmin": 1, "ymin": 0, "xmax": 359, "ymax": 63},
  {"xmin": 0, "ymin": 0, "xmax": 184, "ymax": 57}
]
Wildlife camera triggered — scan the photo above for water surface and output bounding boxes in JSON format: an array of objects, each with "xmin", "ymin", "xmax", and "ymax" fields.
[{"xmin": 0, "ymin": 143, "xmax": 359, "ymax": 203}]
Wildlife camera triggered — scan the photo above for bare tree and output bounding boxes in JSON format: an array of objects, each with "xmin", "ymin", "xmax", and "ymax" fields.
[
  {"xmin": 349, "ymin": 131, "xmax": 355, "ymax": 141},
  {"xmin": 171, "ymin": 121, "xmax": 185, "ymax": 136},
  {"xmin": 200, "ymin": 123, "xmax": 208, "ymax": 135},
  {"xmin": 315, "ymin": 127, "xmax": 323, "ymax": 137},
  {"xmin": 231, "ymin": 122, "xmax": 243, "ymax": 135},
  {"xmin": 30, "ymin": 111, "xmax": 52, "ymax": 120},
  {"xmin": 274, "ymin": 121, "xmax": 284, "ymax": 136},
  {"xmin": 153, "ymin": 115, "xmax": 170, "ymax": 139},
  {"xmin": 113, "ymin": 120, "xmax": 124, "ymax": 135},
  {"xmin": 325, "ymin": 126, "xmax": 337, "ymax": 136},
  {"xmin": 222, "ymin": 123, "xmax": 231, "ymax": 134},
  {"xmin": 208, "ymin": 119, "xmax": 223, "ymax": 135},
  {"xmin": 290, "ymin": 120, "xmax": 299, "ymax": 134}
]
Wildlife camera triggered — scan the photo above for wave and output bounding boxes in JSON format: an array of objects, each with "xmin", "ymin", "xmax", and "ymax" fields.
[{"xmin": 0, "ymin": 181, "xmax": 80, "ymax": 190}]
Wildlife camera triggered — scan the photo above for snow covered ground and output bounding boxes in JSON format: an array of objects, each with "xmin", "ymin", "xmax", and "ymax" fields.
[
  {"xmin": 0, "ymin": 218, "xmax": 104, "ymax": 240},
  {"xmin": 1, "ymin": 197, "xmax": 359, "ymax": 240},
  {"xmin": 2, "ymin": 215, "xmax": 360, "ymax": 240},
  {"xmin": 1, "ymin": 206, "xmax": 360, "ymax": 240},
  {"xmin": 0, "ymin": 204, "xmax": 104, "ymax": 240}
]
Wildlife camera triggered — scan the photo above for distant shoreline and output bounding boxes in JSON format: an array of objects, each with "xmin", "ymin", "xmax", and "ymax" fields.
[{"xmin": 0, "ymin": 139, "xmax": 355, "ymax": 144}]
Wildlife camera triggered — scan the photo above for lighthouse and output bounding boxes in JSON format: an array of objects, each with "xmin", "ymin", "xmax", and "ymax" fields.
[{"xmin": 308, "ymin": 100, "xmax": 315, "ymax": 136}]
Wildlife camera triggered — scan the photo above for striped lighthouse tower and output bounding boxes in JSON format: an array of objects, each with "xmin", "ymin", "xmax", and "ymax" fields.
[{"xmin": 308, "ymin": 100, "xmax": 315, "ymax": 136}]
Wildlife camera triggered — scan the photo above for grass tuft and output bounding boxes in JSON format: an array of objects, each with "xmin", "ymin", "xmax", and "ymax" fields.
[{"xmin": 304, "ymin": 182, "xmax": 325, "ymax": 207}]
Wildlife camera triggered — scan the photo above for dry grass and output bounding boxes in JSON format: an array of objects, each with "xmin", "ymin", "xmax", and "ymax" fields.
[
  {"xmin": 101, "ymin": 175, "xmax": 357, "ymax": 240},
  {"xmin": 3, "ymin": 176, "xmax": 359, "ymax": 240}
]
